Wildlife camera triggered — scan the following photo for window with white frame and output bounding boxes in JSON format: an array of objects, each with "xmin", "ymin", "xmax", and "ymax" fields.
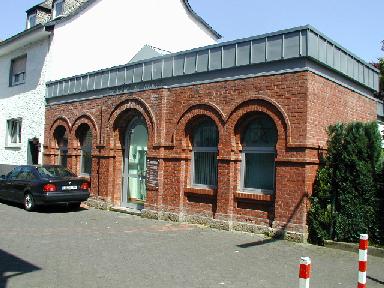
[
  {"xmin": 52, "ymin": 0, "xmax": 64, "ymax": 18},
  {"xmin": 191, "ymin": 119, "xmax": 218, "ymax": 187},
  {"xmin": 9, "ymin": 55, "xmax": 27, "ymax": 86},
  {"xmin": 6, "ymin": 118, "xmax": 22, "ymax": 146},
  {"xmin": 241, "ymin": 114, "xmax": 277, "ymax": 194},
  {"xmin": 27, "ymin": 13, "xmax": 37, "ymax": 28}
]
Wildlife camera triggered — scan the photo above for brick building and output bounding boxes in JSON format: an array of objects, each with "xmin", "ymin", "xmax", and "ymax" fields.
[
  {"xmin": 44, "ymin": 26, "xmax": 382, "ymax": 241},
  {"xmin": 0, "ymin": 0, "xmax": 219, "ymax": 175}
]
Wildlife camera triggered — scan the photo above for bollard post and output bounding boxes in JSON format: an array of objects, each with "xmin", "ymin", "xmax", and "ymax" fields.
[
  {"xmin": 357, "ymin": 234, "xmax": 368, "ymax": 288},
  {"xmin": 299, "ymin": 257, "xmax": 311, "ymax": 288}
]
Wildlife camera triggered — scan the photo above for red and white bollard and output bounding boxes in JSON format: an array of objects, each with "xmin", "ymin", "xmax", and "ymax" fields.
[
  {"xmin": 357, "ymin": 234, "xmax": 368, "ymax": 288},
  {"xmin": 299, "ymin": 257, "xmax": 311, "ymax": 288}
]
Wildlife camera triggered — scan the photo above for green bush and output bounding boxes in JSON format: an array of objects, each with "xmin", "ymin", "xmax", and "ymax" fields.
[{"xmin": 308, "ymin": 122, "xmax": 383, "ymax": 244}]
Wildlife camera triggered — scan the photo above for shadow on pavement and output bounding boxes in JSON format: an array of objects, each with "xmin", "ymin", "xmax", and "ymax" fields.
[
  {"xmin": 0, "ymin": 249, "xmax": 41, "ymax": 288},
  {"xmin": 237, "ymin": 237, "xmax": 278, "ymax": 248},
  {"xmin": 367, "ymin": 275, "xmax": 384, "ymax": 285},
  {"xmin": 0, "ymin": 200, "xmax": 87, "ymax": 214},
  {"xmin": 35, "ymin": 205, "xmax": 87, "ymax": 214}
]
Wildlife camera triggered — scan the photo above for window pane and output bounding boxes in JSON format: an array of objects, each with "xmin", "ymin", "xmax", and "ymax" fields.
[
  {"xmin": 38, "ymin": 166, "xmax": 75, "ymax": 178},
  {"xmin": 59, "ymin": 149, "xmax": 67, "ymax": 167},
  {"xmin": 244, "ymin": 153, "xmax": 275, "ymax": 190},
  {"xmin": 81, "ymin": 129, "xmax": 92, "ymax": 175},
  {"xmin": 194, "ymin": 152, "xmax": 217, "ymax": 186},
  {"xmin": 7, "ymin": 119, "xmax": 21, "ymax": 144},
  {"xmin": 10, "ymin": 55, "xmax": 27, "ymax": 86},
  {"xmin": 193, "ymin": 121, "xmax": 218, "ymax": 147},
  {"xmin": 243, "ymin": 115, "xmax": 277, "ymax": 147},
  {"xmin": 28, "ymin": 14, "xmax": 36, "ymax": 27},
  {"xmin": 54, "ymin": 0, "xmax": 64, "ymax": 16},
  {"xmin": 12, "ymin": 57, "xmax": 27, "ymax": 74}
]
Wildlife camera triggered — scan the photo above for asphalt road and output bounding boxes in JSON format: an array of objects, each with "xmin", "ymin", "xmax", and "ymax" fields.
[{"xmin": 0, "ymin": 201, "xmax": 383, "ymax": 288}]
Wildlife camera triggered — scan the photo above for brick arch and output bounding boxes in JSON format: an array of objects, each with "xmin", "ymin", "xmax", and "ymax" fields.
[
  {"xmin": 173, "ymin": 103, "xmax": 225, "ymax": 148},
  {"xmin": 49, "ymin": 116, "xmax": 71, "ymax": 149},
  {"xmin": 71, "ymin": 114, "xmax": 99, "ymax": 148},
  {"xmin": 174, "ymin": 104, "xmax": 224, "ymax": 149},
  {"xmin": 106, "ymin": 97, "xmax": 156, "ymax": 149},
  {"xmin": 226, "ymin": 98, "xmax": 290, "ymax": 150}
]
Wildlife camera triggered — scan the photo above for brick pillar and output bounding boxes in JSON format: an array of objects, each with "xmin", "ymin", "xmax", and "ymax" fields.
[
  {"xmin": 273, "ymin": 161, "xmax": 308, "ymax": 237},
  {"xmin": 215, "ymin": 158, "xmax": 235, "ymax": 221}
]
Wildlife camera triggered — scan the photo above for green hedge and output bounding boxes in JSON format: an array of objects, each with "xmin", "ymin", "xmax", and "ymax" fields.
[{"xmin": 308, "ymin": 122, "xmax": 383, "ymax": 245}]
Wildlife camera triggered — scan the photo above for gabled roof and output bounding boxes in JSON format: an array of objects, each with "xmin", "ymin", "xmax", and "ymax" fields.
[
  {"xmin": 182, "ymin": 0, "xmax": 222, "ymax": 39},
  {"xmin": 129, "ymin": 45, "xmax": 170, "ymax": 64},
  {"xmin": 1, "ymin": 0, "xmax": 221, "ymax": 55},
  {"xmin": 0, "ymin": 24, "xmax": 51, "ymax": 57},
  {"xmin": 45, "ymin": 0, "xmax": 222, "ymax": 40}
]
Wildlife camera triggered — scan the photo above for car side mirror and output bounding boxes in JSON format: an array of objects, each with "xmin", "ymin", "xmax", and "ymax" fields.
[{"xmin": 0, "ymin": 175, "xmax": 6, "ymax": 180}]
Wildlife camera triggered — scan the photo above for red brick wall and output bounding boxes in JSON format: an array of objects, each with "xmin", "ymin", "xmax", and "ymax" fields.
[
  {"xmin": 44, "ymin": 71, "xmax": 377, "ymax": 235},
  {"xmin": 307, "ymin": 73, "xmax": 377, "ymax": 147}
]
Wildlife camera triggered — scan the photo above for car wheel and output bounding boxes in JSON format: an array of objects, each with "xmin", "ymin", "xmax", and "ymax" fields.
[{"xmin": 24, "ymin": 193, "xmax": 35, "ymax": 212}]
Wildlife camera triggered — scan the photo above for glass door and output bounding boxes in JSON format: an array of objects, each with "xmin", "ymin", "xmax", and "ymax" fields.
[{"xmin": 122, "ymin": 118, "xmax": 148, "ymax": 208}]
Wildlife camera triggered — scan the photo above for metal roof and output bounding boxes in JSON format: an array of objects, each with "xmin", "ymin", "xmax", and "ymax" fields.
[{"xmin": 46, "ymin": 25, "xmax": 379, "ymax": 103}]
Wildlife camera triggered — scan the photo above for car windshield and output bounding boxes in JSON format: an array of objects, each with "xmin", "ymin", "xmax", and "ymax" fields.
[{"xmin": 37, "ymin": 166, "xmax": 76, "ymax": 178}]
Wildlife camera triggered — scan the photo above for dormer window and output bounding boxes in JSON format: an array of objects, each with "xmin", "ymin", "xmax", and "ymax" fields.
[
  {"xmin": 27, "ymin": 13, "xmax": 37, "ymax": 29},
  {"xmin": 53, "ymin": 0, "xmax": 64, "ymax": 18}
]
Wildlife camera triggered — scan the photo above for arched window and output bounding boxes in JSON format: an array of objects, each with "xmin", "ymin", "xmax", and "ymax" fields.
[
  {"xmin": 53, "ymin": 126, "xmax": 68, "ymax": 167},
  {"xmin": 241, "ymin": 114, "xmax": 277, "ymax": 194},
  {"xmin": 76, "ymin": 124, "xmax": 92, "ymax": 176},
  {"xmin": 192, "ymin": 119, "xmax": 218, "ymax": 187}
]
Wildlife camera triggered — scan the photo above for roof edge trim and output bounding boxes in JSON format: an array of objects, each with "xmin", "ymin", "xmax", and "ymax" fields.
[
  {"xmin": 182, "ymin": 0, "xmax": 222, "ymax": 39},
  {"xmin": 0, "ymin": 24, "xmax": 49, "ymax": 51}
]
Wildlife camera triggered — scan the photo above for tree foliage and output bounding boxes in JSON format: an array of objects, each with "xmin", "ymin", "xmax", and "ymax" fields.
[{"xmin": 308, "ymin": 122, "xmax": 383, "ymax": 245}]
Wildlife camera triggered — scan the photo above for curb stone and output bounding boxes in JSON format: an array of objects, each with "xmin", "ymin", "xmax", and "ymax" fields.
[{"xmin": 324, "ymin": 240, "xmax": 384, "ymax": 258}]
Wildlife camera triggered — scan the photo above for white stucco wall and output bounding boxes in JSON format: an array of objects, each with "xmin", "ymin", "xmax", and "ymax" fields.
[
  {"xmin": 46, "ymin": 0, "xmax": 218, "ymax": 81},
  {"xmin": 379, "ymin": 122, "xmax": 384, "ymax": 148},
  {"xmin": 0, "ymin": 38, "xmax": 50, "ymax": 165}
]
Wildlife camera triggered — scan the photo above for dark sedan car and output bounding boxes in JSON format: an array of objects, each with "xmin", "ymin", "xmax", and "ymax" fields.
[{"xmin": 0, "ymin": 165, "xmax": 90, "ymax": 211}]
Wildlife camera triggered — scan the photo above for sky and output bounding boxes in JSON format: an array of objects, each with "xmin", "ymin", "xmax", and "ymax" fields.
[{"xmin": 0, "ymin": 0, "xmax": 383, "ymax": 63}]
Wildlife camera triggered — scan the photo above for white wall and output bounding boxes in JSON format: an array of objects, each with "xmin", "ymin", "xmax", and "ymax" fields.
[
  {"xmin": 379, "ymin": 122, "xmax": 384, "ymax": 148},
  {"xmin": 0, "ymin": 38, "xmax": 50, "ymax": 165},
  {"xmin": 46, "ymin": 0, "xmax": 218, "ymax": 81}
]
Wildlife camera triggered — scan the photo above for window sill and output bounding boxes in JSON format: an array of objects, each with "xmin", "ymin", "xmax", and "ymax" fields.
[
  {"xmin": 234, "ymin": 192, "xmax": 273, "ymax": 202},
  {"xmin": 79, "ymin": 174, "xmax": 91, "ymax": 179},
  {"xmin": 9, "ymin": 82, "xmax": 25, "ymax": 87},
  {"xmin": 5, "ymin": 144, "xmax": 22, "ymax": 149},
  {"xmin": 185, "ymin": 187, "xmax": 217, "ymax": 196}
]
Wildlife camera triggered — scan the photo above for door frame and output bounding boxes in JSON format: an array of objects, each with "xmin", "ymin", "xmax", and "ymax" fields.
[{"xmin": 121, "ymin": 116, "xmax": 148, "ymax": 209}]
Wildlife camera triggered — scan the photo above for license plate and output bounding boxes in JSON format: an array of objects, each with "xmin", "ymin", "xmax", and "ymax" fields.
[{"xmin": 62, "ymin": 185, "xmax": 77, "ymax": 190}]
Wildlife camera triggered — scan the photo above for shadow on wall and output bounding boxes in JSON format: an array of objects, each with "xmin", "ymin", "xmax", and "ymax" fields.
[
  {"xmin": 0, "ymin": 41, "xmax": 47, "ymax": 100},
  {"xmin": 236, "ymin": 193, "xmax": 308, "ymax": 247},
  {"xmin": 0, "ymin": 249, "xmax": 41, "ymax": 288}
]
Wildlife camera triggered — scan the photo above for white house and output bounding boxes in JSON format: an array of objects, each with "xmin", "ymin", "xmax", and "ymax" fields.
[
  {"xmin": 0, "ymin": 24, "xmax": 52, "ymax": 173},
  {"xmin": 0, "ymin": 0, "xmax": 220, "ymax": 173},
  {"xmin": 46, "ymin": 0, "xmax": 220, "ymax": 81}
]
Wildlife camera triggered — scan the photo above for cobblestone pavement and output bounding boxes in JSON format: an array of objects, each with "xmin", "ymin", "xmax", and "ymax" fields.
[{"xmin": 0, "ymin": 202, "xmax": 383, "ymax": 288}]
